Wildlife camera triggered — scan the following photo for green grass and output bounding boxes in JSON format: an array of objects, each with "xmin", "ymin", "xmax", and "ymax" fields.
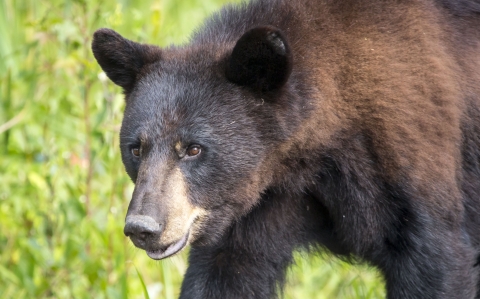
[{"xmin": 0, "ymin": 0, "xmax": 385, "ymax": 298}]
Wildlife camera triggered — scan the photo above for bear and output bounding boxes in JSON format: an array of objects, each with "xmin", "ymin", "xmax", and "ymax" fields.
[{"xmin": 91, "ymin": 0, "xmax": 480, "ymax": 298}]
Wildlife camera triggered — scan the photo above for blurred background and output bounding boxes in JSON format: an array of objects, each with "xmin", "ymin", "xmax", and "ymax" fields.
[{"xmin": 0, "ymin": 0, "xmax": 385, "ymax": 298}]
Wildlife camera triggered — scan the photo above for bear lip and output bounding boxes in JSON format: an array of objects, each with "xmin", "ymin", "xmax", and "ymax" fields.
[{"xmin": 146, "ymin": 232, "xmax": 189, "ymax": 260}]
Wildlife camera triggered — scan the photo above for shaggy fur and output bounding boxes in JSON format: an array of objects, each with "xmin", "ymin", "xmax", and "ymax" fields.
[{"xmin": 92, "ymin": 0, "xmax": 480, "ymax": 298}]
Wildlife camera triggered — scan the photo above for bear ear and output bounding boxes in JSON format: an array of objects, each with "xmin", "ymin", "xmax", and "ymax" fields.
[
  {"xmin": 226, "ymin": 26, "xmax": 293, "ymax": 92},
  {"xmin": 92, "ymin": 28, "xmax": 161, "ymax": 91}
]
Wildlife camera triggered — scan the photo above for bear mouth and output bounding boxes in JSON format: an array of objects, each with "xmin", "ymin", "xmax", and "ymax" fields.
[{"xmin": 146, "ymin": 232, "xmax": 190, "ymax": 260}]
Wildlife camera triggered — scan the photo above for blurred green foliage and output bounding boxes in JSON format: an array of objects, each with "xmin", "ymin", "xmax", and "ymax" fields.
[{"xmin": 0, "ymin": 0, "xmax": 385, "ymax": 298}]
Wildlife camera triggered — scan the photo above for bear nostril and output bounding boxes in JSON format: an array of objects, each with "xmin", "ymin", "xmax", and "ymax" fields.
[{"xmin": 124, "ymin": 215, "xmax": 162, "ymax": 243}]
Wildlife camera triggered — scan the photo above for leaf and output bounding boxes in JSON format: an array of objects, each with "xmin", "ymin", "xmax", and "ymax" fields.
[
  {"xmin": 134, "ymin": 266, "xmax": 150, "ymax": 299},
  {"xmin": 27, "ymin": 172, "xmax": 48, "ymax": 191},
  {"xmin": 0, "ymin": 264, "xmax": 20, "ymax": 285}
]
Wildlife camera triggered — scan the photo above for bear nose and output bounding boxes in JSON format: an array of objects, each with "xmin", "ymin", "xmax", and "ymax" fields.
[{"xmin": 124, "ymin": 215, "xmax": 162, "ymax": 247}]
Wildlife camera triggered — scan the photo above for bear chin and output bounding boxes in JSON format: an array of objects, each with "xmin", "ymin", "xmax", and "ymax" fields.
[{"xmin": 146, "ymin": 232, "xmax": 190, "ymax": 260}]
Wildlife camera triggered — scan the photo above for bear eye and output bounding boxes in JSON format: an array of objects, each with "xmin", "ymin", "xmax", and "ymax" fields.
[
  {"xmin": 186, "ymin": 145, "xmax": 201, "ymax": 157},
  {"xmin": 132, "ymin": 147, "xmax": 140, "ymax": 157}
]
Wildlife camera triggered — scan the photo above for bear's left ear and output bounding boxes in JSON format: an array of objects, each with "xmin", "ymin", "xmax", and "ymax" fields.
[
  {"xmin": 226, "ymin": 26, "xmax": 293, "ymax": 92},
  {"xmin": 92, "ymin": 28, "xmax": 162, "ymax": 92}
]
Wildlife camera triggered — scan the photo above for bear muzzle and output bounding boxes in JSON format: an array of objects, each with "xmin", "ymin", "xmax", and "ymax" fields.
[
  {"xmin": 124, "ymin": 166, "xmax": 208, "ymax": 260},
  {"xmin": 124, "ymin": 214, "xmax": 190, "ymax": 260}
]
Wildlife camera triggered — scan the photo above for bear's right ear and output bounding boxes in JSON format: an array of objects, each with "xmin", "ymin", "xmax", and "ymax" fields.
[{"xmin": 92, "ymin": 28, "xmax": 161, "ymax": 91}]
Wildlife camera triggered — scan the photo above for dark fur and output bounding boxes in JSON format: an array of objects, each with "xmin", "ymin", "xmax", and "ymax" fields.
[{"xmin": 92, "ymin": 0, "xmax": 480, "ymax": 298}]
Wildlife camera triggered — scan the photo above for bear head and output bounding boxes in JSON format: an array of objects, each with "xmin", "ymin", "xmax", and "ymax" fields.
[{"xmin": 92, "ymin": 26, "xmax": 297, "ymax": 259}]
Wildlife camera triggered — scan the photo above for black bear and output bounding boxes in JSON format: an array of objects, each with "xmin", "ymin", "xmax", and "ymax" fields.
[{"xmin": 91, "ymin": 0, "xmax": 480, "ymax": 298}]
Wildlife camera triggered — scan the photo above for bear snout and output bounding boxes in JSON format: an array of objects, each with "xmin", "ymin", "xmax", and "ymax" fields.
[{"xmin": 124, "ymin": 215, "xmax": 163, "ymax": 250}]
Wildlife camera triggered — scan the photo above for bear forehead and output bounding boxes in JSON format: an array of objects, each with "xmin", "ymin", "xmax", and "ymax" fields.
[
  {"xmin": 130, "ymin": 48, "xmax": 230, "ymax": 103},
  {"xmin": 123, "ymin": 73, "xmax": 249, "ymax": 140},
  {"xmin": 129, "ymin": 72, "xmax": 236, "ymax": 118}
]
